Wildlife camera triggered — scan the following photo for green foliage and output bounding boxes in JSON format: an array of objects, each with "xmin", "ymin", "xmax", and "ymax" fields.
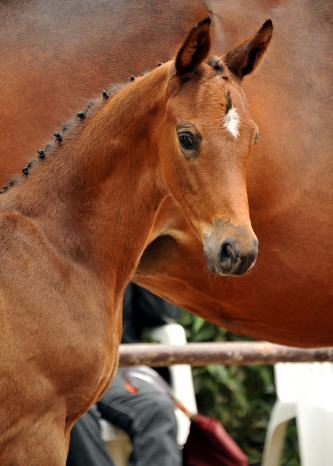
[{"xmin": 178, "ymin": 312, "xmax": 299, "ymax": 465}]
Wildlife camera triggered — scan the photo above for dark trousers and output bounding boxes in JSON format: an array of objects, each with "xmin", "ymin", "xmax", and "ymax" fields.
[
  {"xmin": 67, "ymin": 405, "xmax": 114, "ymax": 466},
  {"xmin": 67, "ymin": 368, "xmax": 182, "ymax": 466}
]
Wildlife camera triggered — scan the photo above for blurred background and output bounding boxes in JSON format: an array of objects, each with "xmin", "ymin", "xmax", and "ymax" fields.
[{"xmin": 178, "ymin": 311, "xmax": 299, "ymax": 466}]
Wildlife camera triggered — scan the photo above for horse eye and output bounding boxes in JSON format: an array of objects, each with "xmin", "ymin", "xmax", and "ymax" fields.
[
  {"xmin": 176, "ymin": 123, "xmax": 202, "ymax": 161},
  {"xmin": 178, "ymin": 132, "xmax": 197, "ymax": 150}
]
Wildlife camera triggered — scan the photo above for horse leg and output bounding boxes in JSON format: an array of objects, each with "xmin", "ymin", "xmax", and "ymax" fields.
[{"xmin": 1, "ymin": 419, "xmax": 70, "ymax": 466}]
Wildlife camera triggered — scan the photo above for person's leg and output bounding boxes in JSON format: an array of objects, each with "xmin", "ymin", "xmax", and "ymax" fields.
[
  {"xmin": 97, "ymin": 369, "xmax": 182, "ymax": 466},
  {"xmin": 67, "ymin": 405, "xmax": 115, "ymax": 466}
]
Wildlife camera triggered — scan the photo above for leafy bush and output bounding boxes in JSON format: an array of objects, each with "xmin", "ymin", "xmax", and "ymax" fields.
[{"xmin": 178, "ymin": 312, "xmax": 299, "ymax": 465}]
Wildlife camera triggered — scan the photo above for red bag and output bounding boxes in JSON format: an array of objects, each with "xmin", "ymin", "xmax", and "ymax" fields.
[{"xmin": 183, "ymin": 413, "xmax": 248, "ymax": 466}]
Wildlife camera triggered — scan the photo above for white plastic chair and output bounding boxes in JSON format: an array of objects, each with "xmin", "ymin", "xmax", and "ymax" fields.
[
  {"xmin": 262, "ymin": 362, "xmax": 333, "ymax": 466},
  {"xmin": 100, "ymin": 322, "xmax": 197, "ymax": 466}
]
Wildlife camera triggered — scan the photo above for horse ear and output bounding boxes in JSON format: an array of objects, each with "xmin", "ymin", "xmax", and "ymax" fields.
[
  {"xmin": 175, "ymin": 17, "xmax": 211, "ymax": 77},
  {"xmin": 223, "ymin": 19, "xmax": 273, "ymax": 79}
]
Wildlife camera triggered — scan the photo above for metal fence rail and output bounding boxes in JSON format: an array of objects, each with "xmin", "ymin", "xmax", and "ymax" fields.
[{"xmin": 118, "ymin": 342, "xmax": 333, "ymax": 367}]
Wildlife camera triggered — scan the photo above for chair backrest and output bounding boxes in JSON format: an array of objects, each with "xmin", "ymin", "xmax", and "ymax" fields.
[
  {"xmin": 143, "ymin": 323, "xmax": 197, "ymax": 444},
  {"xmin": 274, "ymin": 362, "xmax": 333, "ymax": 466},
  {"xmin": 274, "ymin": 362, "xmax": 298, "ymax": 403},
  {"xmin": 293, "ymin": 362, "xmax": 333, "ymax": 410},
  {"xmin": 275, "ymin": 362, "xmax": 333, "ymax": 409}
]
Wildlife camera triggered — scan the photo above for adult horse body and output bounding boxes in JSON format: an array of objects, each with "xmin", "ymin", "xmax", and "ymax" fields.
[
  {"xmin": 0, "ymin": 1, "xmax": 331, "ymax": 349},
  {"xmin": 0, "ymin": 19, "xmax": 272, "ymax": 464},
  {"xmin": 135, "ymin": 1, "xmax": 333, "ymax": 347}
]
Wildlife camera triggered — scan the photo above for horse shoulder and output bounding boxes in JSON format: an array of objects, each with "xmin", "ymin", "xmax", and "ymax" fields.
[{"xmin": 0, "ymin": 209, "xmax": 118, "ymax": 426}]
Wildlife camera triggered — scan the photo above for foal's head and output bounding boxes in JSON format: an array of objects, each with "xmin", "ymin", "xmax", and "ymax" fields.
[{"xmin": 159, "ymin": 18, "xmax": 272, "ymax": 276}]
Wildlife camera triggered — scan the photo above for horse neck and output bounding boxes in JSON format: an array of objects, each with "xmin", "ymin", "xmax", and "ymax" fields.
[{"xmin": 2, "ymin": 68, "xmax": 170, "ymax": 292}]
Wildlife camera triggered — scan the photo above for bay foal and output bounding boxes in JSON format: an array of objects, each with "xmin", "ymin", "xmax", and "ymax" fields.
[{"xmin": 0, "ymin": 19, "xmax": 272, "ymax": 464}]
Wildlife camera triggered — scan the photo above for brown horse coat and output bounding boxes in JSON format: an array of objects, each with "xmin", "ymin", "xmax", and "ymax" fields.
[
  {"xmin": 0, "ymin": 17, "xmax": 272, "ymax": 464},
  {"xmin": 135, "ymin": 1, "xmax": 333, "ymax": 347},
  {"xmin": 0, "ymin": 1, "xmax": 331, "ymax": 348}
]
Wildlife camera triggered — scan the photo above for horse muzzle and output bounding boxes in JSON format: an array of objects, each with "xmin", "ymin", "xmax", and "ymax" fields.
[{"xmin": 203, "ymin": 221, "xmax": 258, "ymax": 276}]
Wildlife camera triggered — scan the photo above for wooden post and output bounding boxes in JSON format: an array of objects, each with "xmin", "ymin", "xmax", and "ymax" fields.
[{"xmin": 118, "ymin": 342, "xmax": 333, "ymax": 367}]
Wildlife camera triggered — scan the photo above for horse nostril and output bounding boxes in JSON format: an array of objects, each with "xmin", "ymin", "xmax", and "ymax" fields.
[
  {"xmin": 223, "ymin": 243, "xmax": 236, "ymax": 260},
  {"xmin": 204, "ymin": 232, "xmax": 258, "ymax": 276},
  {"xmin": 219, "ymin": 241, "xmax": 237, "ymax": 271}
]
